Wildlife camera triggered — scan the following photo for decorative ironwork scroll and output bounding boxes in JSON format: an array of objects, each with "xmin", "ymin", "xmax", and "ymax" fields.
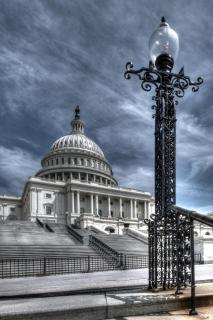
[{"xmin": 124, "ymin": 61, "xmax": 203, "ymax": 290}]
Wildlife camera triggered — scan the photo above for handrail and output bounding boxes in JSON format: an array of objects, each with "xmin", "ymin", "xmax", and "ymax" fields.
[
  {"xmin": 171, "ymin": 205, "xmax": 213, "ymax": 227},
  {"xmin": 36, "ymin": 217, "xmax": 44, "ymax": 228},
  {"xmin": 66, "ymin": 225, "xmax": 84, "ymax": 243},
  {"xmin": 89, "ymin": 235, "xmax": 119, "ymax": 259},
  {"xmin": 45, "ymin": 223, "xmax": 54, "ymax": 232}
]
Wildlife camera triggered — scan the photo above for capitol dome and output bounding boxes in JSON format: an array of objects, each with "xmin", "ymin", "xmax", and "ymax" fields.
[
  {"xmin": 36, "ymin": 106, "xmax": 117, "ymax": 186},
  {"xmin": 51, "ymin": 134, "xmax": 105, "ymax": 159}
]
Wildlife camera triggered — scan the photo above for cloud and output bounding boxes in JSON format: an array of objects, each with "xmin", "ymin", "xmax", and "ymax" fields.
[
  {"xmin": 0, "ymin": 0, "xmax": 212, "ymax": 213},
  {"xmin": 0, "ymin": 146, "xmax": 40, "ymax": 195}
]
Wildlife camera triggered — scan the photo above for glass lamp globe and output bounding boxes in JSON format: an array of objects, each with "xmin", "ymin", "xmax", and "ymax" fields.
[{"xmin": 149, "ymin": 17, "xmax": 179, "ymax": 66}]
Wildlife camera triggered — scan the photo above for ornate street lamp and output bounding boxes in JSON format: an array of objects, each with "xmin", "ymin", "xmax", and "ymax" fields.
[{"xmin": 124, "ymin": 17, "xmax": 203, "ymax": 301}]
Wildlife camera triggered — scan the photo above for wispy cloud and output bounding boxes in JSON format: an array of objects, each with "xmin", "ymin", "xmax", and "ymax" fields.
[
  {"xmin": 0, "ymin": 0, "xmax": 212, "ymax": 212},
  {"xmin": 0, "ymin": 146, "xmax": 39, "ymax": 195}
]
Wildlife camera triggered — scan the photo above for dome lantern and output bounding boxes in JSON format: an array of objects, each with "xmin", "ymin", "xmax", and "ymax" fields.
[{"xmin": 70, "ymin": 105, "xmax": 85, "ymax": 134}]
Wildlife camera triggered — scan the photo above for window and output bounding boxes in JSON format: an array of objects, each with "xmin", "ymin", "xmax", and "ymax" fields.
[
  {"xmin": 80, "ymin": 208, "xmax": 85, "ymax": 213},
  {"xmin": 51, "ymin": 160, "xmax": 53, "ymax": 165},
  {"xmin": 10, "ymin": 207, "xmax": 15, "ymax": 212},
  {"xmin": 110, "ymin": 202, "xmax": 113, "ymax": 205},
  {"xmin": 45, "ymin": 193, "xmax": 52, "ymax": 199},
  {"xmin": 56, "ymin": 158, "xmax": 59, "ymax": 165},
  {"xmin": 46, "ymin": 206, "xmax": 52, "ymax": 215},
  {"xmin": 62, "ymin": 158, "xmax": 64, "ymax": 164},
  {"xmin": 68, "ymin": 158, "xmax": 71, "ymax": 164},
  {"xmin": 99, "ymin": 200, "xmax": 102, "ymax": 204},
  {"xmin": 111, "ymin": 211, "xmax": 114, "ymax": 217},
  {"xmin": 81, "ymin": 159, "xmax": 84, "ymax": 165},
  {"xmin": 205, "ymin": 232, "xmax": 210, "ymax": 235}
]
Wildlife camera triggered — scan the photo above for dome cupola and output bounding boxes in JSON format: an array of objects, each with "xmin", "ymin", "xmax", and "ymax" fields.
[
  {"xmin": 51, "ymin": 106, "xmax": 105, "ymax": 159},
  {"xmin": 36, "ymin": 106, "xmax": 117, "ymax": 186},
  {"xmin": 70, "ymin": 105, "xmax": 85, "ymax": 134}
]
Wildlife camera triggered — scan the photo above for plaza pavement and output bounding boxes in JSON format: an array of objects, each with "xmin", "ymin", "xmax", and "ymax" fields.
[
  {"xmin": 0, "ymin": 264, "xmax": 212, "ymax": 299},
  {"xmin": 0, "ymin": 265, "xmax": 212, "ymax": 319},
  {"xmin": 109, "ymin": 306, "xmax": 213, "ymax": 319}
]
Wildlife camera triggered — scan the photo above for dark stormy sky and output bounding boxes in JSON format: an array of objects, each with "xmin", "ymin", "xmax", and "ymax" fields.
[{"xmin": 0, "ymin": 0, "xmax": 212, "ymax": 213}]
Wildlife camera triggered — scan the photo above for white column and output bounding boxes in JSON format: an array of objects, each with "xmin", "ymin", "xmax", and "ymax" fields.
[
  {"xmin": 55, "ymin": 173, "xmax": 57, "ymax": 180},
  {"xmin": 143, "ymin": 201, "xmax": 146, "ymax": 219},
  {"xmin": 86, "ymin": 173, "xmax": 89, "ymax": 182},
  {"xmin": 90, "ymin": 194, "xmax": 94, "ymax": 215},
  {"xmin": 108, "ymin": 196, "xmax": 111, "ymax": 218},
  {"xmin": 67, "ymin": 190, "xmax": 70, "ymax": 213},
  {"xmin": 134, "ymin": 199, "xmax": 137, "ymax": 219},
  {"xmin": 78, "ymin": 172, "xmax": 81, "ymax": 180},
  {"xmin": 77, "ymin": 191, "xmax": 80, "ymax": 214},
  {"xmin": 62, "ymin": 172, "xmax": 65, "ymax": 181},
  {"xmin": 146, "ymin": 201, "xmax": 150, "ymax": 219},
  {"xmin": 71, "ymin": 191, "xmax": 75, "ymax": 213},
  {"xmin": 95, "ymin": 194, "xmax": 98, "ymax": 216},
  {"xmin": 130, "ymin": 199, "xmax": 133, "ymax": 220},
  {"xmin": 119, "ymin": 198, "xmax": 122, "ymax": 218}
]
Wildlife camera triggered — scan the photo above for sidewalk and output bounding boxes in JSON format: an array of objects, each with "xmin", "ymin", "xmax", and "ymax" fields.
[
  {"xmin": 0, "ymin": 265, "xmax": 212, "ymax": 319},
  {"xmin": 109, "ymin": 306, "xmax": 213, "ymax": 319},
  {"xmin": 0, "ymin": 269, "xmax": 148, "ymax": 298},
  {"xmin": 0, "ymin": 264, "xmax": 212, "ymax": 299},
  {"xmin": 0, "ymin": 283, "xmax": 212, "ymax": 320}
]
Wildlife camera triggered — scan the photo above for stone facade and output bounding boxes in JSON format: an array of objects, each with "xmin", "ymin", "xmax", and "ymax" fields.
[{"xmin": 0, "ymin": 106, "xmax": 155, "ymax": 234}]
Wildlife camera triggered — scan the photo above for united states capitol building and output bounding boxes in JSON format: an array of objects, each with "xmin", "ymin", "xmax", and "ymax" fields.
[{"xmin": 0, "ymin": 106, "xmax": 155, "ymax": 234}]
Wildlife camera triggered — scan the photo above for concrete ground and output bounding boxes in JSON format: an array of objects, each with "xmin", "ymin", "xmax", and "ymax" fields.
[
  {"xmin": 0, "ymin": 282, "xmax": 212, "ymax": 319},
  {"xmin": 109, "ymin": 306, "xmax": 213, "ymax": 319},
  {"xmin": 0, "ymin": 264, "xmax": 212, "ymax": 298},
  {"xmin": 0, "ymin": 265, "xmax": 212, "ymax": 319}
]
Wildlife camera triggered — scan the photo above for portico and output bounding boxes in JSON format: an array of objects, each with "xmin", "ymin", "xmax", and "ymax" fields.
[{"xmin": 66, "ymin": 180, "xmax": 154, "ymax": 233}]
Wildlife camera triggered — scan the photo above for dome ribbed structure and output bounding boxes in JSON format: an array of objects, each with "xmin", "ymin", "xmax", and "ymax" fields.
[
  {"xmin": 51, "ymin": 135, "xmax": 105, "ymax": 158},
  {"xmin": 36, "ymin": 106, "xmax": 117, "ymax": 186}
]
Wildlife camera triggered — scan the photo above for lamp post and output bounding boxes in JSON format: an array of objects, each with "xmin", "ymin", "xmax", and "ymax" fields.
[{"xmin": 124, "ymin": 17, "xmax": 203, "ymax": 294}]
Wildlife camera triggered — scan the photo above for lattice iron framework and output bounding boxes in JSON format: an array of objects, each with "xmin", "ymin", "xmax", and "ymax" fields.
[{"xmin": 124, "ymin": 59, "xmax": 203, "ymax": 291}]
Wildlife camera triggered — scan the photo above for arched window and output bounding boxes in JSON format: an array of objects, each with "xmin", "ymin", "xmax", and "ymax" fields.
[
  {"xmin": 194, "ymin": 231, "xmax": 198, "ymax": 237},
  {"xmin": 205, "ymin": 232, "xmax": 210, "ymax": 236}
]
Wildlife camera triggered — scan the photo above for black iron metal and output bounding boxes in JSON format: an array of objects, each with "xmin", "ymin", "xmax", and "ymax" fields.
[
  {"xmin": 171, "ymin": 205, "xmax": 213, "ymax": 314},
  {"xmin": 124, "ymin": 51, "xmax": 203, "ymax": 293},
  {"xmin": 0, "ymin": 254, "xmax": 148, "ymax": 279},
  {"xmin": 189, "ymin": 217, "xmax": 198, "ymax": 315},
  {"xmin": 172, "ymin": 205, "xmax": 213, "ymax": 227}
]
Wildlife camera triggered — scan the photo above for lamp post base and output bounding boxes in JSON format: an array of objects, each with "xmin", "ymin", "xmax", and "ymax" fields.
[{"xmin": 189, "ymin": 309, "xmax": 198, "ymax": 316}]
